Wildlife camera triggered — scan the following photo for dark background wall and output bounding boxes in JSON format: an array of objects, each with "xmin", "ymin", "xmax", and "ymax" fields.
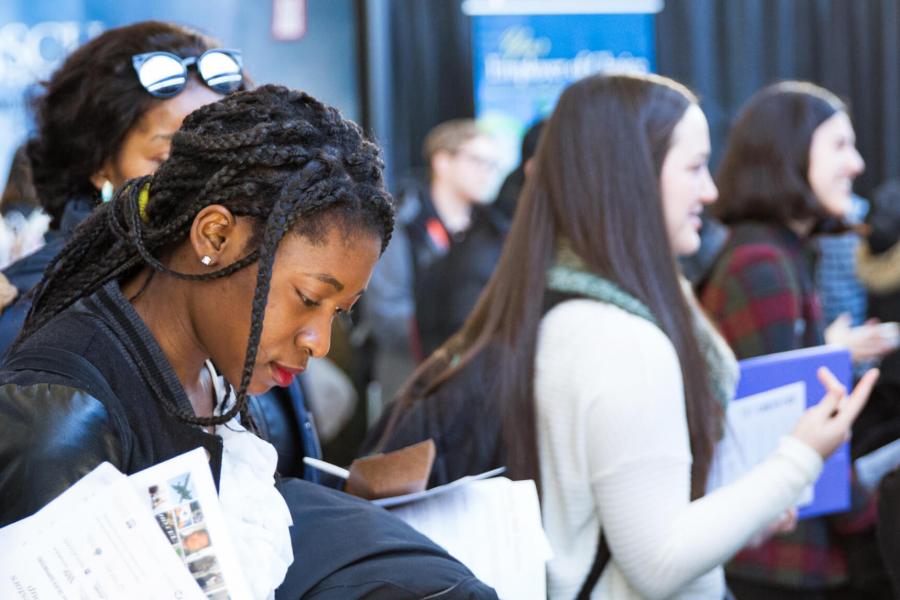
[
  {"xmin": 3, "ymin": 1, "xmax": 896, "ymax": 197},
  {"xmin": 360, "ymin": 0, "xmax": 474, "ymax": 190},
  {"xmin": 365, "ymin": 0, "xmax": 900, "ymax": 198},
  {"xmin": 656, "ymin": 0, "xmax": 900, "ymax": 198}
]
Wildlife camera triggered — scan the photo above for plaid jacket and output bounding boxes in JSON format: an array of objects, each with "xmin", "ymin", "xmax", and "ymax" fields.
[{"xmin": 700, "ymin": 222, "xmax": 848, "ymax": 589}]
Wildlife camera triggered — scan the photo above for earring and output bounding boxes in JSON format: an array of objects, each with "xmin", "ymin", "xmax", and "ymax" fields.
[
  {"xmin": 100, "ymin": 180, "xmax": 114, "ymax": 203},
  {"xmin": 200, "ymin": 255, "xmax": 214, "ymax": 266}
]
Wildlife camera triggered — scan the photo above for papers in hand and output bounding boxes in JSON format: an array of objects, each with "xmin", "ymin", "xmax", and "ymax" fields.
[
  {"xmin": 708, "ymin": 382, "xmax": 813, "ymax": 506},
  {"xmin": 0, "ymin": 449, "xmax": 252, "ymax": 600},
  {"xmin": 708, "ymin": 345, "xmax": 853, "ymax": 519},
  {"xmin": 855, "ymin": 438, "xmax": 900, "ymax": 492},
  {"xmin": 388, "ymin": 474, "xmax": 553, "ymax": 600},
  {"xmin": 130, "ymin": 449, "xmax": 254, "ymax": 599}
]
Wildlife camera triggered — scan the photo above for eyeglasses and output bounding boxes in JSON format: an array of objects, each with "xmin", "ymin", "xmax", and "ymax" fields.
[
  {"xmin": 455, "ymin": 150, "xmax": 500, "ymax": 172},
  {"xmin": 132, "ymin": 49, "xmax": 244, "ymax": 98}
]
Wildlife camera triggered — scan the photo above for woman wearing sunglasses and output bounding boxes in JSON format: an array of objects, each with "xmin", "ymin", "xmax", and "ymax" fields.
[{"xmin": 0, "ymin": 20, "xmax": 247, "ymax": 355}]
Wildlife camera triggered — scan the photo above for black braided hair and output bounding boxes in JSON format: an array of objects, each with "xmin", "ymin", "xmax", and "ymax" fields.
[{"xmin": 17, "ymin": 85, "xmax": 394, "ymax": 428}]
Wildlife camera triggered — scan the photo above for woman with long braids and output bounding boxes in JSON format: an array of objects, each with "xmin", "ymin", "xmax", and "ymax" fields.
[
  {"xmin": 0, "ymin": 85, "xmax": 496, "ymax": 599},
  {"xmin": 371, "ymin": 73, "xmax": 878, "ymax": 598}
]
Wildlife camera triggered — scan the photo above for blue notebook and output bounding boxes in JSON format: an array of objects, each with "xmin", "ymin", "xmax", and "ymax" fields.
[{"xmin": 733, "ymin": 345, "xmax": 853, "ymax": 519}]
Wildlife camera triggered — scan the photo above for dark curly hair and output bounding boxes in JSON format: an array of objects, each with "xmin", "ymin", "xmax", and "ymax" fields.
[
  {"xmin": 26, "ymin": 20, "xmax": 249, "ymax": 229},
  {"xmin": 18, "ymin": 85, "xmax": 394, "ymax": 428}
]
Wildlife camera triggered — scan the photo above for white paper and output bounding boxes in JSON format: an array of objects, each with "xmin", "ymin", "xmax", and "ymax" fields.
[
  {"xmin": 855, "ymin": 437, "xmax": 900, "ymax": 492},
  {"xmin": 1, "ymin": 450, "xmax": 254, "ymax": 600},
  {"xmin": 708, "ymin": 381, "xmax": 814, "ymax": 506},
  {"xmin": 0, "ymin": 463, "xmax": 206, "ymax": 600},
  {"xmin": 129, "ymin": 448, "xmax": 254, "ymax": 600},
  {"xmin": 390, "ymin": 477, "xmax": 552, "ymax": 600},
  {"xmin": 372, "ymin": 466, "xmax": 507, "ymax": 507}
]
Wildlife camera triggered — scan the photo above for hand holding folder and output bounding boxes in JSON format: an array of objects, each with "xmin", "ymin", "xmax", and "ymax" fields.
[
  {"xmin": 710, "ymin": 345, "xmax": 880, "ymax": 519},
  {"xmin": 791, "ymin": 366, "xmax": 879, "ymax": 458}
]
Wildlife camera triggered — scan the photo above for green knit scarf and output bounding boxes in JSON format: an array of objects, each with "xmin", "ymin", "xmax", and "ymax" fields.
[{"xmin": 547, "ymin": 245, "xmax": 736, "ymax": 414}]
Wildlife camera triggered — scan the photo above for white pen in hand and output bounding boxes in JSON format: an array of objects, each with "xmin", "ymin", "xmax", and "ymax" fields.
[{"xmin": 303, "ymin": 456, "xmax": 350, "ymax": 480}]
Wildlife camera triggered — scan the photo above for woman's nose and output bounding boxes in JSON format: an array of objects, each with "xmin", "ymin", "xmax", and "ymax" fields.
[
  {"xmin": 850, "ymin": 148, "xmax": 865, "ymax": 177},
  {"xmin": 701, "ymin": 168, "xmax": 719, "ymax": 204},
  {"xmin": 296, "ymin": 315, "xmax": 333, "ymax": 359}
]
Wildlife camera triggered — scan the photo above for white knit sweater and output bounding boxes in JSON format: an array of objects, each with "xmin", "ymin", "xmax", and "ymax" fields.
[{"xmin": 535, "ymin": 300, "xmax": 823, "ymax": 599}]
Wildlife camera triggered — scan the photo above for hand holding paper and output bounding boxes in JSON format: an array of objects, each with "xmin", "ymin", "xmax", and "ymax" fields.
[
  {"xmin": 825, "ymin": 314, "xmax": 899, "ymax": 363},
  {"xmin": 709, "ymin": 346, "xmax": 873, "ymax": 519},
  {"xmin": 791, "ymin": 367, "xmax": 879, "ymax": 459}
]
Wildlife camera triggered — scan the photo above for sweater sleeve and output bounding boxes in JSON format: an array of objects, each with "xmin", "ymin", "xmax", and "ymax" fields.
[
  {"xmin": 700, "ymin": 244, "xmax": 804, "ymax": 358},
  {"xmin": 578, "ymin": 307, "xmax": 822, "ymax": 599}
]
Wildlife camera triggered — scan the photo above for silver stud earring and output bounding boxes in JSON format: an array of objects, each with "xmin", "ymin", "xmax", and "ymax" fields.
[
  {"xmin": 200, "ymin": 255, "xmax": 213, "ymax": 266},
  {"xmin": 100, "ymin": 180, "xmax": 114, "ymax": 203}
]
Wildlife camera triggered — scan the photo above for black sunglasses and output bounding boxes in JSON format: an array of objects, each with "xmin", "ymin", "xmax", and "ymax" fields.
[{"xmin": 132, "ymin": 49, "xmax": 244, "ymax": 98}]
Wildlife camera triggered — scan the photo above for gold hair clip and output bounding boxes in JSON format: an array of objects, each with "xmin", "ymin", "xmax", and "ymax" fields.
[{"xmin": 138, "ymin": 182, "xmax": 151, "ymax": 223}]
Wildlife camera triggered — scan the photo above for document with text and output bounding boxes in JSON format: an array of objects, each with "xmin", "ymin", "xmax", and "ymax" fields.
[{"xmin": 0, "ymin": 449, "xmax": 252, "ymax": 600}]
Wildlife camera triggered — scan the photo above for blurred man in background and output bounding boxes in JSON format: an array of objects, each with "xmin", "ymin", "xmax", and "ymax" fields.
[{"xmin": 360, "ymin": 119, "xmax": 499, "ymax": 413}]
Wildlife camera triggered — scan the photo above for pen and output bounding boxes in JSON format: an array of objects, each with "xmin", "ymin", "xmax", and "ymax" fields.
[{"xmin": 303, "ymin": 456, "xmax": 350, "ymax": 480}]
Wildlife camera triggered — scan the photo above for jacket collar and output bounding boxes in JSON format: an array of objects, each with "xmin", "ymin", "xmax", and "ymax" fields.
[
  {"xmin": 84, "ymin": 281, "xmax": 198, "ymax": 419},
  {"xmin": 60, "ymin": 196, "xmax": 96, "ymax": 235}
]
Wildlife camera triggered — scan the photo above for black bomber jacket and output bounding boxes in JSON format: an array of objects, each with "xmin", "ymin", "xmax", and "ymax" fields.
[{"xmin": 0, "ymin": 281, "xmax": 225, "ymax": 528}]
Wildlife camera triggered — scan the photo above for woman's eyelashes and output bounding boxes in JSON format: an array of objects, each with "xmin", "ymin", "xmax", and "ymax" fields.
[
  {"xmin": 690, "ymin": 156, "xmax": 710, "ymax": 172},
  {"xmin": 297, "ymin": 290, "xmax": 320, "ymax": 309},
  {"xmin": 296, "ymin": 289, "xmax": 353, "ymax": 316}
]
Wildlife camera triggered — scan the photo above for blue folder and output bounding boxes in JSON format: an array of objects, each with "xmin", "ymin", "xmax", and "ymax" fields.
[{"xmin": 736, "ymin": 345, "xmax": 852, "ymax": 519}]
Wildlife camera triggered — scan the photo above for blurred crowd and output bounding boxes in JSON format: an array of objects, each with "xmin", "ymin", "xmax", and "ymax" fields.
[{"xmin": 0, "ymin": 17, "xmax": 899, "ymax": 600}]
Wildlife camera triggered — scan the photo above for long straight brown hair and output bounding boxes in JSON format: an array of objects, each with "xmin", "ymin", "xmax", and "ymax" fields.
[{"xmin": 384, "ymin": 73, "xmax": 721, "ymax": 500}]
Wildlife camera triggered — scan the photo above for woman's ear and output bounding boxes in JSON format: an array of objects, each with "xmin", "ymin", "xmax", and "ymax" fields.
[
  {"xmin": 89, "ymin": 166, "xmax": 111, "ymax": 191},
  {"xmin": 189, "ymin": 205, "xmax": 241, "ymax": 267},
  {"xmin": 431, "ymin": 150, "xmax": 454, "ymax": 179}
]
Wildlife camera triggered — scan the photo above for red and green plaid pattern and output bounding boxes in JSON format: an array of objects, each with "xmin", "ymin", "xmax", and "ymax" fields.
[
  {"xmin": 726, "ymin": 523, "xmax": 848, "ymax": 588},
  {"xmin": 701, "ymin": 223, "xmax": 824, "ymax": 358},
  {"xmin": 700, "ymin": 223, "xmax": 845, "ymax": 588}
]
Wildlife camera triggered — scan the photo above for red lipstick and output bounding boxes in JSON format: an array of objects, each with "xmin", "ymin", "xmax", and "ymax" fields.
[{"xmin": 272, "ymin": 363, "xmax": 304, "ymax": 387}]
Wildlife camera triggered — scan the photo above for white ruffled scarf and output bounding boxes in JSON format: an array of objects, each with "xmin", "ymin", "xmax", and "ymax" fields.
[{"xmin": 208, "ymin": 362, "xmax": 294, "ymax": 600}]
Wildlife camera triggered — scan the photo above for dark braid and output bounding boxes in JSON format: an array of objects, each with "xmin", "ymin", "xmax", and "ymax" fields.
[{"xmin": 18, "ymin": 85, "xmax": 394, "ymax": 428}]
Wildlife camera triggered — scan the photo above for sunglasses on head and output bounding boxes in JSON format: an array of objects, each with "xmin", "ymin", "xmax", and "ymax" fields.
[{"xmin": 132, "ymin": 49, "xmax": 244, "ymax": 98}]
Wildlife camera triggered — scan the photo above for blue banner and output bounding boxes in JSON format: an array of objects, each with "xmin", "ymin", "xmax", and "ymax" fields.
[{"xmin": 469, "ymin": 10, "xmax": 657, "ymax": 167}]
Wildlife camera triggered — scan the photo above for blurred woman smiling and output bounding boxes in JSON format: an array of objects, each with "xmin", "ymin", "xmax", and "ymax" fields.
[{"xmin": 702, "ymin": 81, "xmax": 893, "ymax": 600}]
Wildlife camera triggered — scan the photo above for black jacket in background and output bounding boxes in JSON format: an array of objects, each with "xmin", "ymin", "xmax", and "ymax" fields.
[
  {"xmin": 415, "ymin": 204, "xmax": 511, "ymax": 356},
  {"xmin": 0, "ymin": 195, "xmax": 94, "ymax": 356},
  {"xmin": 412, "ymin": 165, "xmax": 523, "ymax": 358}
]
